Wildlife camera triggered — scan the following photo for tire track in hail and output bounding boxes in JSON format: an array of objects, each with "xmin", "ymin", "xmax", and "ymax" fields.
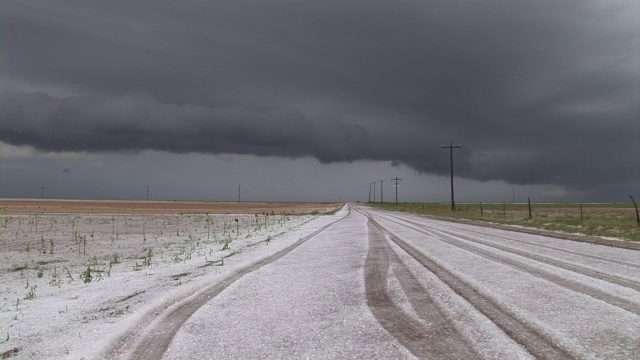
[
  {"xmin": 104, "ymin": 207, "xmax": 351, "ymax": 360},
  {"xmin": 389, "ymin": 212, "xmax": 639, "ymax": 269},
  {"xmin": 373, "ymin": 212, "xmax": 639, "ymax": 315},
  {"xmin": 364, "ymin": 216, "xmax": 477, "ymax": 359},
  {"xmin": 366, "ymin": 213, "xmax": 576, "ymax": 360},
  {"xmin": 382, "ymin": 213, "xmax": 640, "ymax": 291}
]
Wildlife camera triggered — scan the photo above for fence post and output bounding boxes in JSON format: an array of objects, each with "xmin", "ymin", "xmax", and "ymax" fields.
[
  {"xmin": 630, "ymin": 195, "xmax": 640, "ymax": 225},
  {"xmin": 580, "ymin": 203, "xmax": 583, "ymax": 222}
]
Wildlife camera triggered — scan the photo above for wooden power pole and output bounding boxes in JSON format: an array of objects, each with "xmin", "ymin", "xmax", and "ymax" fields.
[
  {"xmin": 441, "ymin": 141, "xmax": 462, "ymax": 211},
  {"xmin": 391, "ymin": 177, "xmax": 402, "ymax": 205}
]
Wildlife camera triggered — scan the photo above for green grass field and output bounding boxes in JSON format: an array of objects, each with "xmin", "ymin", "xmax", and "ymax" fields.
[{"xmin": 368, "ymin": 202, "xmax": 640, "ymax": 242}]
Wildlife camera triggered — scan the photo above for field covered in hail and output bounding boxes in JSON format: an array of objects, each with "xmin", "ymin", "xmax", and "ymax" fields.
[{"xmin": 0, "ymin": 208, "xmax": 335, "ymax": 359}]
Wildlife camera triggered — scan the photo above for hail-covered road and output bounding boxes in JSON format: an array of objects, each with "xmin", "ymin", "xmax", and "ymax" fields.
[{"xmin": 105, "ymin": 205, "xmax": 640, "ymax": 359}]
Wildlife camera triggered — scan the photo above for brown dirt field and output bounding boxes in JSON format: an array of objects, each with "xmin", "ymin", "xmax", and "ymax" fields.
[{"xmin": 0, "ymin": 199, "xmax": 341, "ymax": 215}]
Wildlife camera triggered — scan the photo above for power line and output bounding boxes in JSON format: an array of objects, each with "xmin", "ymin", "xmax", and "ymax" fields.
[
  {"xmin": 542, "ymin": 47, "xmax": 640, "ymax": 99},
  {"xmin": 573, "ymin": 75, "xmax": 640, "ymax": 107},
  {"xmin": 595, "ymin": 90, "xmax": 640, "ymax": 112},
  {"xmin": 539, "ymin": 48, "xmax": 640, "ymax": 118},
  {"xmin": 571, "ymin": 47, "xmax": 640, "ymax": 87}
]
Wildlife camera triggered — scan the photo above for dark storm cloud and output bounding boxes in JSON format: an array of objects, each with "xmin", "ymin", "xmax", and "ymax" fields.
[
  {"xmin": 2, "ymin": 0, "xmax": 639, "ymax": 196},
  {"xmin": 1, "ymin": 91, "xmax": 395, "ymax": 163},
  {"xmin": 2, "ymin": 91, "xmax": 448, "ymax": 175}
]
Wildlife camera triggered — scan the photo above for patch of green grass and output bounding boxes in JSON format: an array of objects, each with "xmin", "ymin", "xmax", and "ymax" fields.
[
  {"xmin": 80, "ymin": 266, "xmax": 93, "ymax": 283},
  {"xmin": 369, "ymin": 202, "xmax": 640, "ymax": 242},
  {"xmin": 106, "ymin": 305, "xmax": 129, "ymax": 318},
  {"xmin": 24, "ymin": 285, "xmax": 36, "ymax": 300}
]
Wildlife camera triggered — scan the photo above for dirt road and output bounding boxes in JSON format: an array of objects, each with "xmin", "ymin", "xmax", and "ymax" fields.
[{"xmin": 100, "ymin": 205, "xmax": 639, "ymax": 359}]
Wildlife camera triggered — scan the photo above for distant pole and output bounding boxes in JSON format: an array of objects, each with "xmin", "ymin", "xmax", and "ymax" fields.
[
  {"xmin": 379, "ymin": 180, "xmax": 384, "ymax": 205},
  {"xmin": 146, "ymin": 186, "xmax": 149, "ymax": 201},
  {"xmin": 372, "ymin": 182, "xmax": 376, "ymax": 202},
  {"xmin": 238, "ymin": 185, "xmax": 241, "ymax": 202},
  {"xmin": 441, "ymin": 141, "xmax": 462, "ymax": 211},
  {"xmin": 528, "ymin": 197, "xmax": 532, "ymax": 219},
  {"xmin": 368, "ymin": 183, "xmax": 372, "ymax": 202},
  {"xmin": 41, "ymin": 187, "xmax": 44, "ymax": 199},
  {"xmin": 391, "ymin": 177, "xmax": 403, "ymax": 205}
]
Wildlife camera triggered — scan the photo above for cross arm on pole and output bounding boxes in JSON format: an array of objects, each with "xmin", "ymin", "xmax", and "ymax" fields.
[{"xmin": 440, "ymin": 143, "xmax": 462, "ymax": 150}]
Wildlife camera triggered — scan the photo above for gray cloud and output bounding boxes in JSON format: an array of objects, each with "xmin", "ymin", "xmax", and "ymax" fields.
[{"xmin": 2, "ymin": 0, "xmax": 639, "ymax": 199}]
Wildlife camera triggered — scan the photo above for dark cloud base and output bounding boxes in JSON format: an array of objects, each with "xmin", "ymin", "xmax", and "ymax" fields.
[
  {"xmin": 2, "ymin": 0, "xmax": 639, "ymax": 200},
  {"xmin": 3, "ymin": 91, "xmax": 638, "ymax": 199}
]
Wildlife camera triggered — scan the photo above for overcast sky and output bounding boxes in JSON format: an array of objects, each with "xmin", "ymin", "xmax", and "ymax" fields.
[{"xmin": 2, "ymin": 0, "xmax": 639, "ymax": 203}]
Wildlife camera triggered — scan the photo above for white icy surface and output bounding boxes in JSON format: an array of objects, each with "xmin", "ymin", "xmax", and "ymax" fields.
[
  {"xmin": 384, "ymin": 235, "xmax": 536, "ymax": 360},
  {"xmin": 1, "ymin": 205, "xmax": 638, "ymax": 359},
  {"xmin": 367, "ymin": 208, "xmax": 640, "ymax": 360},
  {"xmin": 163, "ymin": 210, "xmax": 415, "ymax": 359},
  {"xmin": 0, "ymin": 208, "xmax": 347, "ymax": 359}
]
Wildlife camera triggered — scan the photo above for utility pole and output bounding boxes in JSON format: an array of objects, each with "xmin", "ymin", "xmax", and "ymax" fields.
[
  {"xmin": 441, "ymin": 141, "xmax": 462, "ymax": 211},
  {"xmin": 41, "ymin": 187, "xmax": 44, "ymax": 199},
  {"xmin": 379, "ymin": 180, "xmax": 384, "ymax": 205},
  {"xmin": 146, "ymin": 186, "xmax": 149, "ymax": 201},
  {"xmin": 368, "ymin": 182, "xmax": 372, "ymax": 202},
  {"xmin": 372, "ymin": 182, "xmax": 376, "ymax": 202},
  {"xmin": 391, "ymin": 177, "xmax": 403, "ymax": 205}
]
